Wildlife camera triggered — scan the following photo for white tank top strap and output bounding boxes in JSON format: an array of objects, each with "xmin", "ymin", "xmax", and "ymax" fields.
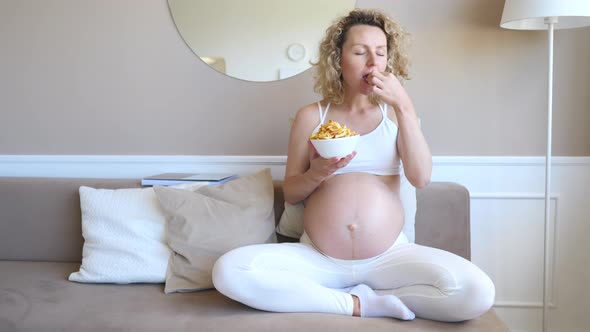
[
  {"xmin": 378, "ymin": 103, "xmax": 388, "ymax": 117},
  {"xmin": 317, "ymin": 102, "xmax": 331, "ymax": 124}
]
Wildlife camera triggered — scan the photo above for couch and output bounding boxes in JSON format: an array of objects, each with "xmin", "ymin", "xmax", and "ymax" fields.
[{"xmin": 0, "ymin": 177, "xmax": 510, "ymax": 332}]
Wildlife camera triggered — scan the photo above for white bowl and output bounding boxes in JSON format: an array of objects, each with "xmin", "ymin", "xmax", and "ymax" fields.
[{"xmin": 310, "ymin": 135, "xmax": 360, "ymax": 159}]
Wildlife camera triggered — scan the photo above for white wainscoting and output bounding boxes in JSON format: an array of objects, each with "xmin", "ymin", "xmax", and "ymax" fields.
[
  {"xmin": 433, "ymin": 157, "xmax": 590, "ymax": 332},
  {"xmin": 1, "ymin": 155, "xmax": 589, "ymax": 332}
]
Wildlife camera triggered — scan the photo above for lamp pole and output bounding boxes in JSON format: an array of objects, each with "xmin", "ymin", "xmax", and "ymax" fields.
[
  {"xmin": 542, "ymin": 16, "xmax": 556, "ymax": 332},
  {"xmin": 501, "ymin": 2, "xmax": 590, "ymax": 331}
]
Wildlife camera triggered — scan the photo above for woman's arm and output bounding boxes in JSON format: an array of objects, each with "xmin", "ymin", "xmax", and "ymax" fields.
[
  {"xmin": 283, "ymin": 105, "xmax": 356, "ymax": 204},
  {"xmin": 369, "ymin": 72, "xmax": 432, "ymax": 188},
  {"xmin": 393, "ymin": 101, "xmax": 432, "ymax": 188}
]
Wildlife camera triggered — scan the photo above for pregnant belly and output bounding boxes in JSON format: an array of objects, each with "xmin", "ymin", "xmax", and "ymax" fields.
[{"xmin": 303, "ymin": 173, "xmax": 404, "ymax": 259}]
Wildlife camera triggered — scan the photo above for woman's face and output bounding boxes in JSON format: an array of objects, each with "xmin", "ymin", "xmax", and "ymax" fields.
[{"xmin": 340, "ymin": 24, "xmax": 388, "ymax": 96}]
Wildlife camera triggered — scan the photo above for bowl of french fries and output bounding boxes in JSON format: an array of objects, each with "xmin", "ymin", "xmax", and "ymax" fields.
[{"xmin": 310, "ymin": 120, "xmax": 359, "ymax": 159}]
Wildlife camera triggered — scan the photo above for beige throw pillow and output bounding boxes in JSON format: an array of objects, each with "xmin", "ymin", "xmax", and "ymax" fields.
[{"xmin": 154, "ymin": 168, "xmax": 276, "ymax": 293}]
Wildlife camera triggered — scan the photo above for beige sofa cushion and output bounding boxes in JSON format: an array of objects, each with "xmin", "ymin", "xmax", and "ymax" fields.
[
  {"xmin": 0, "ymin": 261, "xmax": 510, "ymax": 332},
  {"xmin": 154, "ymin": 168, "xmax": 276, "ymax": 293}
]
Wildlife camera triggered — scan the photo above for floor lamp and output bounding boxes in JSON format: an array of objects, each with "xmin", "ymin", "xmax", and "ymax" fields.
[{"xmin": 499, "ymin": 1, "xmax": 590, "ymax": 331}]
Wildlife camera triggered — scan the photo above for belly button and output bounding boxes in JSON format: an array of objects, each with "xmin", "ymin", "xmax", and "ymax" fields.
[
  {"xmin": 347, "ymin": 224, "xmax": 358, "ymax": 231},
  {"xmin": 347, "ymin": 224, "xmax": 358, "ymax": 257}
]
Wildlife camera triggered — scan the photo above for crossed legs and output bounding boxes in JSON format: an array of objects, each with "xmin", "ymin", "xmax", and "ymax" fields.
[{"xmin": 212, "ymin": 240, "xmax": 494, "ymax": 322}]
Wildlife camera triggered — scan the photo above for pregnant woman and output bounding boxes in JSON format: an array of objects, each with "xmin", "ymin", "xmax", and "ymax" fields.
[{"xmin": 213, "ymin": 8, "xmax": 495, "ymax": 322}]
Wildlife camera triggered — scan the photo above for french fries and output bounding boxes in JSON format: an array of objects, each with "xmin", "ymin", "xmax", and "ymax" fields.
[{"xmin": 310, "ymin": 120, "xmax": 357, "ymax": 139}]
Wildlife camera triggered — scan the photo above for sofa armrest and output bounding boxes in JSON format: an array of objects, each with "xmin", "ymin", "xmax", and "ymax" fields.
[{"xmin": 415, "ymin": 182, "xmax": 471, "ymax": 261}]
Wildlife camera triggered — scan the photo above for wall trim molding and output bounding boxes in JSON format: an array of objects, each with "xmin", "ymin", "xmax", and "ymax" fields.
[
  {"xmin": 471, "ymin": 192, "xmax": 560, "ymax": 199},
  {"xmin": 1, "ymin": 155, "xmax": 590, "ymax": 163},
  {"xmin": 0, "ymin": 155, "xmax": 288, "ymax": 179},
  {"xmin": 494, "ymin": 301, "xmax": 556, "ymax": 309},
  {"xmin": 432, "ymin": 156, "xmax": 590, "ymax": 166},
  {"xmin": 0, "ymin": 155, "xmax": 288, "ymax": 165},
  {"xmin": 1, "ymin": 155, "xmax": 588, "ymax": 178},
  {"xmin": 471, "ymin": 193, "xmax": 560, "ymax": 310}
]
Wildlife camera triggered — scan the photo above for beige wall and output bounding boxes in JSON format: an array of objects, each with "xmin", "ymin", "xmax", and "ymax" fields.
[{"xmin": 1, "ymin": 0, "xmax": 588, "ymax": 156}]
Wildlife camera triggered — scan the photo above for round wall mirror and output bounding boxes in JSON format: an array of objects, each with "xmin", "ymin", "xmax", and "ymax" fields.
[{"xmin": 168, "ymin": 0, "xmax": 357, "ymax": 82}]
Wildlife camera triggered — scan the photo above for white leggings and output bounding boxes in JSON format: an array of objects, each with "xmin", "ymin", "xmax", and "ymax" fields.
[{"xmin": 212, "ymin": 233, "xmax": 495, "ymax": 322}]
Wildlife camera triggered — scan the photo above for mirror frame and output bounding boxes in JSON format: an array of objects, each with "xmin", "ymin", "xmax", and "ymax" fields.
[{"xmin": 168, "ymin": 0, "xmax": 357, "ymax": 82}]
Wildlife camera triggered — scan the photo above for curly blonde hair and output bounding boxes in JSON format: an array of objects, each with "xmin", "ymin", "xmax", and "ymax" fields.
[{"xmin": 313, "ymin": 9, "xmax": 411, "ymax": 105}]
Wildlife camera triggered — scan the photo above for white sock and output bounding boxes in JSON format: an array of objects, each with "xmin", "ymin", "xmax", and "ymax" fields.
[{"xmin": 350, "ymin": 284, "xmax": 415, "ymax": 320}]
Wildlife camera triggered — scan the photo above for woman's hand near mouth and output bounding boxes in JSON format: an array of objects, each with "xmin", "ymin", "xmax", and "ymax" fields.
[{"xmin": 368, "ymin": 71, "xmax": 412, "ymax": 112}]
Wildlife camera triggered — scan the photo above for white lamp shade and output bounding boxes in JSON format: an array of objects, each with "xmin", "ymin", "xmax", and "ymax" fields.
[{"xmin": 501, "ymin": 0, "xmax": 590, "ymax": 30}]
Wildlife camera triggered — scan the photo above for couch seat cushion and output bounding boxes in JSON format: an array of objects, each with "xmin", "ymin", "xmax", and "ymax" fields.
[{"xmin": 0, "ymin": 261, "xmax": 509, "ymax": 332}]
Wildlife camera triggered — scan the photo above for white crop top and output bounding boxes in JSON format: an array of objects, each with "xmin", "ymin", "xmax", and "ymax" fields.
[{"xmin": 313, "ymin": 102, "xmax": 401, "ymax": 176}]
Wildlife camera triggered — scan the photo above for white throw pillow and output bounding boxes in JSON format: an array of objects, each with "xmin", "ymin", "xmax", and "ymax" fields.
[
  {"xmin": 276, "ymin": 172, "xmax": 417, "ymax": 243},
  {"xmin": 69, "ymin": 182, "xmax": 207, "ymax": 284}
]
